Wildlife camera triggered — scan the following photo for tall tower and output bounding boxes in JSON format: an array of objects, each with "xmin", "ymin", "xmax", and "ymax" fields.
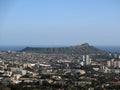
[
  {"xmin": 82, "ymin": 55, "xmax": 85, "ymax": 61},
  {"xmin": 117, "ymin": 60, "xmax": 120, "ymax": 68},
  {"xmin": 85, "ymin": 55, "xmax": 91, "ymax": 65}
]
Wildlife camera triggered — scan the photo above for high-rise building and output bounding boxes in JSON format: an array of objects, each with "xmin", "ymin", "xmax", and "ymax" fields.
[
  {"xmin": 107, "ymin": 60, "xmax": 111, "ymax": 67},
  {"xmin": 117, "ymin": 60, "xmax": 120, "ymax": 68},
  {"xmin": 118, "ymin": 55, "xmax": 120, "ymax": 59},
  {"xmin": 85, "ymin": 55, "xmax": 91, "ymax": 65},
  {"xmin": 114, "ymin": 60, "xmax": 117, "ymax": 68},
  {"xmin": 111, "ymin": 59, "xmax": 115, "ymax": 67},
  {"xmin": 82, "ymin": 55, "xmax": 85, "ymax": 61}
]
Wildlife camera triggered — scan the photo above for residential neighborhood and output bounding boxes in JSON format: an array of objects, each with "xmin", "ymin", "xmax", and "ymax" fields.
[{"xmin": 0, "ymin": 50, "xmax": 120, "ymax": 90}]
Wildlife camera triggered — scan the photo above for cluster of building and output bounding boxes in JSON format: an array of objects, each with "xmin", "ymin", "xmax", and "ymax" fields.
[
  {"xmin": 0, "ymin": 51, "xmax": 120, "ymax": 89},
  {"xmin": 107, "ymin": 59, "xmax": 120, "ymax": 68}
]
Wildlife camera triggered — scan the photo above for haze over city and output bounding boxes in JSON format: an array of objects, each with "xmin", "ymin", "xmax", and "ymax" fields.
[
  {"xmin": 1, "ymin": 1, "xmax": 120, "ymax": 90},
  {"xmin": 0, "ymin": 0, "xmax": 120, "ymax": 46}
]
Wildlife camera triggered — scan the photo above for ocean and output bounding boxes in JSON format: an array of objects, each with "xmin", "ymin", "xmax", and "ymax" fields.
[
  {"xmin": 0, "ymin": 46, "xmax": 25, "ymax": 51},
  {"xmin": 96, "ymin": 46, "xmax": 120, "ymax": 53},
  {"xmin": 0, "ymin": 46, "xmax": 120, "ymax": 53}
]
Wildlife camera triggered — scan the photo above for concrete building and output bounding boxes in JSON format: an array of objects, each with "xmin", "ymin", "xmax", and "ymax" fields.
[
  {"xmin": 117, "ymin": 60, "xmax": 120, "ymax": 68},
  {"xmin": 107, "ymin": 59, "xmax": 115, "ymax": 68},
  {"xmin": 118, "ymin": 55, "xmax": 120, "ymax": 59},
  {"xmin": 111, "ymin": 59, "xmax": 115, "ymax": 67},
  {"xmin": 107, "ymin": 60, "xmax": 111, "ymax": 67},
  {"xmin": 82, "ymin": 55, "xmax": 85, "ymax": 61},
  {"xmin": 85, "ymin": 55, "xmax": 91, "ymax": 65},
  {"xmin": 114, "ymin": 60, "xmax": 117, "ymax": 68}
]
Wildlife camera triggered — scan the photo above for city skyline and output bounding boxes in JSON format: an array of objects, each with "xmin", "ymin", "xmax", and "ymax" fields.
[{"xmin": 0, "ymin": 0, "xmax": 120, "ymax": 46}]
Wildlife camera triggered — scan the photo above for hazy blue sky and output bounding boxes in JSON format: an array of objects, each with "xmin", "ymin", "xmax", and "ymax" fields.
[{"xmin": 0, "ymin": 0, "xmax": 120, "ymax": 46}]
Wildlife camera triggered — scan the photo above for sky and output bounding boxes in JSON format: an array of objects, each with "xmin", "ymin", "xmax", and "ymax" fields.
[{"xmin": 0, "ymin": 0, "xmax": 120, "ymax": 46}]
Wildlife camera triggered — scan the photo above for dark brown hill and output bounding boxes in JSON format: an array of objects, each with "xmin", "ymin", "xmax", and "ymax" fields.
[{"xmin": 22, "ymin": 43, "xmax": 107, "ymax": 55}]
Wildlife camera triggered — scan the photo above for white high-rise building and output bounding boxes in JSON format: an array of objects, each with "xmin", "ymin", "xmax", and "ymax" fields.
[
  {"xmin": 117, "ymin": 60, "xmax": 120, "ymax": 68},
  {"xmin": 118, "ymin": 55, "xmax": 120, "ymax": 59},
  {"xmin": 82, "ymin": 55, "xmax": 85, "ymax": 61},
  {"xmin": 85, "ymin": 55, "xmax": 91, "ymax": 65},
  {"xmin": 107, "ymin": 60, "xmax": 111, "ymax": 67},
  {"xmin": 114, "ymin": 61, "xmax": 117, "ymax": 68}
]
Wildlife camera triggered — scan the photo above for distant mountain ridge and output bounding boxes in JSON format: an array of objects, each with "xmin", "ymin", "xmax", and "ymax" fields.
[{"xmin": 21, "ymin": 43, "xmax": 107, "ymax": 55}]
